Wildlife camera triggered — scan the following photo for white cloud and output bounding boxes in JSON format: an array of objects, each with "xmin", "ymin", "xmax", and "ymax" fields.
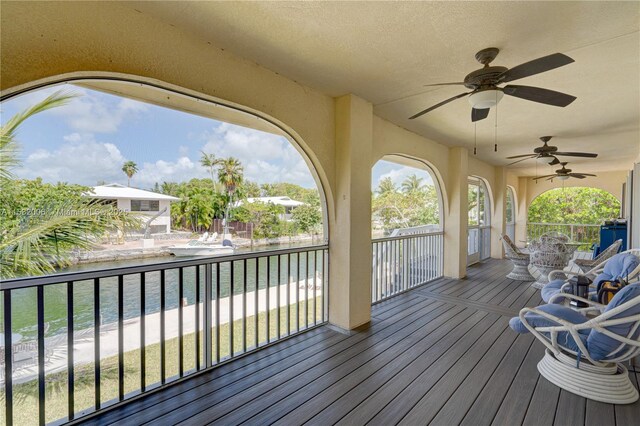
[
  {"xmin": 134, "ymin": 157, "xmax": 208, "ymax": 188},
  {"xmin": 16, "ymin": 134, "xmax": 127, "ymax": 185},
  {"xmin": 200, "ymin": 123, "xmax": 316, "ymax": 187},
  {"xmin": 5, "ymin": 84, "xmax": 148, "ymax": 134}
]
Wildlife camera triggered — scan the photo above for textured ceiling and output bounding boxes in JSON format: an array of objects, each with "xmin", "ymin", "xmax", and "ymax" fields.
[{"xmin": 124, "ymin": 1, "xmax": 640, "ymax": 176}]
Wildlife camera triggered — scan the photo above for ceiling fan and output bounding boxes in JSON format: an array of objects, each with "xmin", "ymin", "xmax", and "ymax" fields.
[
  {"xmin": 533, "ymin": 162, "xmax": 596, "ymax": 181},
  {"xmin": 506, "ymin": 136, "xmax": 598, "ymax": 166},
  {"xmin": 409, "ymin": 47, "xmax": 577, "ymax": 122}
]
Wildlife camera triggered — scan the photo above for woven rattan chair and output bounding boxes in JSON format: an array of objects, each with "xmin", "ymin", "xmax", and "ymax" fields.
[
  {"xmin": 542, "ymin": 250, "xmax": 640, "ymax": 304},
  {"xmin": 573, "ymin": 239, "xmax": 622, "ymax": 273},
  {"xmin": 501, "ymin": 234, "xmax": 534, "ymax": 281},
  {"xmin": 510, "ymin": 283, "xmax": 640, "ymax": 404}
]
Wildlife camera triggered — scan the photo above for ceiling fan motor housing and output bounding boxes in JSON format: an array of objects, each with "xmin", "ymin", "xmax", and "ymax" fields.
[{"xmin": 463, "ymin": 66, "xmax": 509, "ymax": 89}]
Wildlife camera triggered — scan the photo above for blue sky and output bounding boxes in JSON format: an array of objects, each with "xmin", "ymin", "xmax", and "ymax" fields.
[{"xmin": 1, "ymin": 84, "xmax": 433, "ymax": 192}]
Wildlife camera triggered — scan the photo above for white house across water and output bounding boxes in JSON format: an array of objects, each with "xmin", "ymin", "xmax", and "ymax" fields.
[{"xmin": 87, "ymin": 183, "xmax": 180, "ymax": 234}]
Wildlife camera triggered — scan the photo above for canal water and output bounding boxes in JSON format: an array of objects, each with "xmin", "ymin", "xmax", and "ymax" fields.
[{"xmin": 2, "ymin": 242, "xmax": 326, "ymax": 340}]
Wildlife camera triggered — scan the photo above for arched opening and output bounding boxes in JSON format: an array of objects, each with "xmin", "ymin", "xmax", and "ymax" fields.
[
  {"xmin": 468, "ymin": 176, "xmax": 491, "ymax": 265},
  {"xmin": 0, "ymin": 77, "xmax": 330, "ymax": 417},
  {"xmin": 527, "ymin": 187, "xmax": 622, "ymax": 250},
  {"xmin": 1, "ymin": 78, "xmax": 329, "ymax": 272},
  {"xmin": 371, "ymin": 155, "xmax": 443, "ymax": 237},
  {"xmin": 506, "ymin": 186, "xmax": 517, "ymax": 241},
  {"xmin": 370, "ymin": 155, "xmax": 445, "ymax": 302}
]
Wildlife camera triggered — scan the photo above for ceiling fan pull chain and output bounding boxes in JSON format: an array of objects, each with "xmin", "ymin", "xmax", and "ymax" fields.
[
  {"xmin": 494, "ymin": 93, "xmax": 498, "ymax": 152},
  {"xmin": 474, "ymin": 122, "xmax": 477, "ymax": 155}
]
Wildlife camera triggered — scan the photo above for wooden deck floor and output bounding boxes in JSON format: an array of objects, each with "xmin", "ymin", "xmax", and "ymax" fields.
[{"xmin": 80, "ymin": 259, "xmax": 640, "ymax": 426}]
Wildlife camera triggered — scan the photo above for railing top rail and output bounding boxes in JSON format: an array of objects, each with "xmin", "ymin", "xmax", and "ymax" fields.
[
  {"xmin": 0, "ymin": 244, "xmax": 329, "ymax": 291},
  {"xmin": 372, "ymin": 231, "xmax": 443, "ymax": 243},
  {"xmin": 527, "ymin": 222, "xmax": 601, "ymax": 227}
]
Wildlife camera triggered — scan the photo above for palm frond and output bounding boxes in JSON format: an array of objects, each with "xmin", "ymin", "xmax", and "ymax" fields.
[
  {"xmin": 0, "ymin": 90, "xmax": 77, "ymax": 181},
  {"xmin": 0, "ymin": 203, "xmax": 141, "ymax": 278}
]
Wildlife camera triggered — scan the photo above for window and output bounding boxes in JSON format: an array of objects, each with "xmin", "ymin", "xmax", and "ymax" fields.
[{"xmin": 131, "ymin": 199, "xmax": 159, "ymax": 212}]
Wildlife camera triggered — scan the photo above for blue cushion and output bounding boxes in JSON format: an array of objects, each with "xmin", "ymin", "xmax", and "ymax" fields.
[
  {"xmin": 541, "ymin": 279, "xmax": 566, "ymax": 303},
  {"xmin": 586, "ymin": 283, "xmax": 640, "ymax": 361},
  {"xmin": 593, "ymin": 253, "xmax": 640, "ymax": 290},
  {"xmin": 509, "ymin": 304, "xmax": 590, "ymax": 352},
  {"xmin": 541, "ymin": 253, "xmax": 640, "ymax": 305}
]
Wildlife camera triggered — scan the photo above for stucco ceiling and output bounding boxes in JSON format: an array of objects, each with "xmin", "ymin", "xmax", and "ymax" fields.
[{"xmin": 124, "ymin": 1, "xmax": 640, "ymax": 176}]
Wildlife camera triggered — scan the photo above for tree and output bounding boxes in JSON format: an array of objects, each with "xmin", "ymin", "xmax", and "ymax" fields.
[
  {"xmin": 241, "ymin": 180, "xmax": 261, "ymax": 198},
  {"xmin": 234, "ymin": 201, "xmax": 284, "ymax": 239},
  {"xmin": 401, "ymin": 174, "xmax": 423, "ymax": 194},
  {"xmin": 291, "ymin": 204, "xmax": 322, "ymax": 234},
  {"xmin": 122, "ymin": 161, "xmax": 138, "ymax": 186},
  {"xmin": 1, "ymin": 90, "xmax": 74, "ymax": 183},
  {"xmin": 528, "ymin": 187, "xmax": 620, "ymax": 224},
  {"xmin": 200, "ymin": 150, "xmax": 217, "ymax": 182},
  {"xmin": 0, "ymin": 92, "xmax": 140, "ymax": 278},
  {"xmin": 376, "ymin": 177, "xmax": 397, "ymax": 196},
  {"xmin": 216, "ymin": 157, "xmax": 244, "ymax": 233}
]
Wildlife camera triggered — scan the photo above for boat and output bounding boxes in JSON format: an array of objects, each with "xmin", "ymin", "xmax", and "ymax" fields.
[
  {"xmin": 169, "ymin": 235, "xmax": 234, "ymax": 257},
  {"xmin": 169, "ymin": 243, "xmax": 234, "ymax": 257}
]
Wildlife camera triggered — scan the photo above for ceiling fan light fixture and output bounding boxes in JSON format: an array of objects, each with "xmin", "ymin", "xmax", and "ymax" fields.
[
  {"xmin": 558, "ymin": 175, "xmax": 570, "ymax": 180},
  {"xmin": 468, "ymin": 89, "xmax": 504, "ymax": 109}
]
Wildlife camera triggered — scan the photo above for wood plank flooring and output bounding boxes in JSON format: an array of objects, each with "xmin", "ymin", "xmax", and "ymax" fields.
[{"xmin": 78, "ymin": 259, "xmax": 639, "ymax": 426}]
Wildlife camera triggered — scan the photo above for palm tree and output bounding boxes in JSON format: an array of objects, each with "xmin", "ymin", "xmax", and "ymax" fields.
[
  {"xmin": 1, "ymin": 90, "xmax": 75, "ymax": 182},
  {"xmin": 376, "ymin": 177, "xmax": 397, "ymax": 196},
  {"xmin": 200, "ymin": 151, "xmax": 217, "ymax": 181},
  {"xmin": 122, "ymin": 161, "xmax": 138, "ymax": 186},
  {"xmin": 0, "ymin": 91, "xmax": 140, "ymax": 278},
  {"xmin": 401, "ymin": 174, "xmax": 423, "ymax": 194},
  {"xmin": 215, "ymin": 157, "xmax": 244, "ymax": 235}
]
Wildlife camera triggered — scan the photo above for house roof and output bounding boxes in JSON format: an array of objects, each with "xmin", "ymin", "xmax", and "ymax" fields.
[
  {"xmin": 245, "ymin": 196, "xmax": 305, "ymax": 207},
  {"xmin": 86, "ymin": 184, "xmax": 180, "ymax": 201}
]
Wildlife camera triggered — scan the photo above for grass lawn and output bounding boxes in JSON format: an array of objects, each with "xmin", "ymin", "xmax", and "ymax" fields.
[{"xmin": 3, "ymin": 296, "xmax": 324, "ymax": 425}]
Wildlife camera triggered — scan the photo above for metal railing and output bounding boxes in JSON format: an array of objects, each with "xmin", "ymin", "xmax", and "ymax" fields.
[
  {"xmin": 0, "ymin": 245, "xmax": 328, "ymax": 425},
  {"xmin": 480, "ymin": 226, "xmax": 491, "ymax": 260},
  {"xmin": 506, "ymin": 222, "xmax": 515, "ymax": 242},
  {"xmin": 527, "ymin": 222, "xmax": 600, "ymax": 249},
  {"xmin": 371, "ymin": 232, "xmax": 444, "ymax": 304}
]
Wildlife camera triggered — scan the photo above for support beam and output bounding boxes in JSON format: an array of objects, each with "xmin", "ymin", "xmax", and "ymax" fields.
[
  {"xmin": 515, "ymin": 177, "xmax": 529, "ymax": 248},
  {"xmin": 444, "ymin": 147, "xmax": 469, "ymax": 278},
  {"xmin": 329, "ymin": 94, "xmax": 373, "ymax": 330},
  {"xmin": 491, "ymin": 166, "xmax": 507, "ymax": 258}
]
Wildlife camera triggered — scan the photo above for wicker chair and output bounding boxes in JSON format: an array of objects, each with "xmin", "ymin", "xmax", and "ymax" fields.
[
  {"xmin": 529, "ymin": 235, "xmax": 575, "ymax": 288},
  {"xmin": 573, "ymin": 239, "xmax": 622, "ymax": 273},
  {"xmin": 501, "ymin": 234, "xmax": 534, "ymax": 281},
  {"xmin": 510, "ymin": 283, "xmax": 640, "ymax": 404},
  {"xmin": 542, "ymin": 250, "xmax": 640, "ymax": 304}
]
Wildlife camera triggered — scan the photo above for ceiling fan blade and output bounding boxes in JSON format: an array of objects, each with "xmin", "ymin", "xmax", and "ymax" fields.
[
  {"xmin": 546, "ymin": 177, "xmax": 557, "ymax": 181},
  {"xmin": 503, "ymin": 85, "xmax": 576, "ymax": 107},
  {"xmin": 499, "ymin": 53, "xmax": 574, "ymax": 83},
  {"xmin": 506, "ymin": 154, "xmax": 537, "ymax": 159},
  {"xmin": 554, "ymin": 151, "xmax": 598, "ymax": 158},
  {"xmin": 533, "ymin": 174, "xmax": 557, "ymax": 180},
  {"xmin": 471, "ymin": 108, "xmax": 490, "ymax": 122},
  {"xmin": 548, "ymin": 156, "xmax": 560, "ymax": 165},
  {"xmin": 409, "ymin": 92, "xmax": 470, "ymax": 119},
  {"xmin": 570, "ymin": 173, "xmax": 596, "ymax": 178},
  {"xmin": 506, "ymin": 156, "xmax": 538, "ymax": 166},
  {"xmin": 424, "ymin": 82, "xmax": 467, "ymax": 87}
]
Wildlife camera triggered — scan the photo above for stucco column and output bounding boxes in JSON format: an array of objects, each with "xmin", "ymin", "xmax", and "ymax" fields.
[
  {"xmin": 515, "ymin": 177, "xmax": 529, "ymax": 248},
  {"xmin": 444, "ymin": 147, "xmax": 469, "ymax": 278},
  {"xmin": 491, "ymin": 166, "xmax": 507, "ymax": 258},
  {"xmin": 329, "ymin": 94, "xmax": 373, "ymax": 330}
]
